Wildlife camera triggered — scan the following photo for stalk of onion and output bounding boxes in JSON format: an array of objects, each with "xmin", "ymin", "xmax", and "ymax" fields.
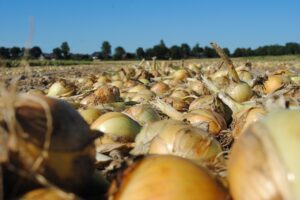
[
  {"xmin": 228, "ymin": 110, "xmax": 300, "ymax": 200},
  {"xmin": 108, "ymin": 155, "xmax": 229, "ymax": 200},
  {"xmin": 211, "ymin": 42, "xmax": 252, "ymax": 103}
]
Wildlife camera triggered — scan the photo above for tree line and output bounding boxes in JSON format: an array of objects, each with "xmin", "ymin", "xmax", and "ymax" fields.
[{"xmin": 1, "ymin": 40, "xmax": 300, "ymax": 61}]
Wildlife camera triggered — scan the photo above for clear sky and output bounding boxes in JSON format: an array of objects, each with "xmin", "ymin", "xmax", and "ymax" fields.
[{"xmin": 0, "ymin": 0, "xmax": 299, "ymax": 54}]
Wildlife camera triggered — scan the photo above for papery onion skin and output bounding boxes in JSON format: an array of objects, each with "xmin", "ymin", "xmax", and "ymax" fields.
[
  {"xmin": 131, "ymin": 120, "xmax": 223, "ymax": 166},
  {"xmin": 91, "ymin": 112, "xmax": 141, "ymax": 142},
  {"xmin": 21, "ymin": 188, "xmax": 79, "ymax": 200},
  {"xmin": 228, "ymin": 110, "xmax": 300, "ymax": 200},
  {"xmin": 108, "ymin": 155, "xmax": 229, "ymax": 200}
]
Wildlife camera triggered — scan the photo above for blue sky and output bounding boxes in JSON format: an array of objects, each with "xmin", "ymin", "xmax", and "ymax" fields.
[{"xmin": 0, "ymin": 0, "xmax": 299, "ymax": 54}]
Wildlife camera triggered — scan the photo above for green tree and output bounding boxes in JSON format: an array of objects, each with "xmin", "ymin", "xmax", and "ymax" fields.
[
  {"xmin": 10, "ymin": 47, "xmax": 21, "ymax": 59},
  {"xmin": 152, "ymin": 40, "xmax": 169, "ymax": 59},
  {"xmin": 113, "ymin": 46, "xmax": 126, "ymax": 60},
  {"xmin": 203, "ymin": 46, "xmax": 217, "ymax": 58},
  {"xmin": 52, "ymin": 48, "xmax": 62, "ymax": 59},
  {"xmin": 29, "ymin": 46, "xmax": 42, "ymax": 59},
  {"xmin": 169, "ymin": 45, "xmax": 182, "ymax": 59},
  {"xmin": 191, "ymin": 43, "xmax": 203, "ymax": 58},
  {"xmin": 180, "ymin": 43, "xmax": 191, "ymax": 58},
  {"xmin": 136, "ymin": 47, "xmax": 145, "ymax": 59},
  {"xmin": 0, "ymin": 47, "xmax": 10, "ymax": 59},
  {"xmin": 61, "ymin": 42, "xmax": 70, "ymax": 59},
  {"xmin": 101, "ymin": 41, "xmax": 111, "ymax": 60}
]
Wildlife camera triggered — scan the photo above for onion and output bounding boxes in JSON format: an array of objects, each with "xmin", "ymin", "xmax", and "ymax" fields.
[
  {"xmin": 263, "ymin": 75, "xmax": 289, "ymax": 94},
  {"xmin": 91, "ymin": 112, "xmax": 141, "ymax": 143},
  {"xmin": 238, "ymin": 69, "xmax": 253, "ymax": 85},
  {"xmin": 226, "ymin": 81, "xmax": 252, "ymax": 103},
  {"xmin": 47, "ymin": 80, "xmax": 75, "ymax": 97},
  {"xmin": 164, "ymin": 97, "xmax": 189, "ymax": 111},
  {"xmin": 131, "ymin": 120, "xmax": 223, "ymax": 166},
  {"xmin": 130, "ymin": 89, "xmax": 155, "ymax": 103},
  {"xmin": 231, "ymin": 106, "xmax": 267, "ymax": 138},
  {"xmin": 21, "ymin": 188, "xmax": 79, "ymax": 200},
  {"xmin": 173, "ymin": 69, "xmax": 188, "ymax": 81},
  {"xmin": 150, "ymin": 82, "xmax": 170, "ymax": 96},
  {"xmin": 124, "ymin": 104, "xmax": 160, "ymax": 125},
  {"xmin": 4, "ymin": 94, "xmax": 100, "ymax": 192},
  {"xmin": 80, "ymin": 85, "xmax": 120, "ymax": 106},
  {"xmin": 127, "ymin": 84, "xmax": 147, "ymax": 93},
  {"xmin": 184, "ymin": 109, "xmax": 227, "ymax": 135},
  {"xmin": 108, "ymin": 155, "xmax": 229, "ymax": 200},
  {"xmin": 78, "ymin": 108, "xmax": 102, "ymax": 125},
  {"xmin": 228, "ymin": 110, "xmax": 300, "ymax": 200}
]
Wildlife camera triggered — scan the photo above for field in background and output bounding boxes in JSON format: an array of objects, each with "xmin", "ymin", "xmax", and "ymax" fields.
[{"xmin": 1, "ymin": 55, "xmax": 300, "ymax": 83}]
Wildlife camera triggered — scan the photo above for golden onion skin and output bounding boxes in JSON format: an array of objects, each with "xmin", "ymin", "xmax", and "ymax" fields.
[
  {"xmin": 131, "ymin": 120, "xmax": 223, "ymax": 166},
  {"xmin": 109, "ymin": 155, "xmax": 229, "ymax": 200},
  {"xmin": 231, "ymin": 106, "xmax": 267, "ymax": 139},
  {"xmin": 5, "ymin": 94, "xmax": 100, "ymax": 193},
  {"xmin": 91, "ymin": 112, "xmax": 141, "ymax": 142},
  {"xmin": 228, "ymin": 110, "xmax": 300, "ymax": 200},
  {"xmin": 124, "ymin": 104, "xmax": 160, "ymax": 125},
  {"xmin": 21, "ymin": 188, "xmax": 79, "ymax": 200},
  {"xmin": 226, "ymin": 81, "xmax": 252, "ymax": 103},
  {"xmin": 263, "ymin": 75, "xmax": 288, "ymax": 94}
]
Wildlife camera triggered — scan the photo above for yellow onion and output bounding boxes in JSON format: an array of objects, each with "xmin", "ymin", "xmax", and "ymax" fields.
[
  {"xmin": 127, "ymin": 84, "xmax": 147, "ymax": 93},
  {"xmin": 184, "ymin": 109, "xmax": 227, "ymax": 135},
  {"xmin": 91, "ymin": 112, "xmax": 141, "ymax": 142},
  {"xmin": 173, "ymin": 69, "xmax": 188, "ymax": 81},
  {"xmin": 188, "ymin": 80, "xmax": 209, "ymax": 96},
  {"xmin": 97, "ymin": 75, "xmax": 110, "ymax": 84},
  {"xmin": 231, "ymin": 106, "xmax": 267, "ymax": 138},
  {"xmin": 80, "ymin": 85, "xmax": 120, "ymax": 106},
  {"xmin": 78, "ymin": 108, "xmax": 103, "ymax": 125},
  {"xmin": 170, "ymin": 89, "xmax": 189, "ymax": 99},
  {"xmin": 130, "ymin": 89, "xmax": 155, "ymax": 103},
  {"xmin": 226, "ymin": 81, "xmax": 252, "ymax": 103},
  {"xmin": 263, "ymin": 74, "xmax": 289, "ymax": 94},
  {"xmin": 150, "ymin": 82, "xmax": 170, "ymax": 96},
  {"xmin": 47, "ymin": 80, "xmax": 75, "ymax": 97},
  {"xmin": 110, "ymin": 80, "xmax": 123, "ymax": 88},
  {"xmin": 213, "ymin": 76, "xmax": 230, "ymax": 89},
  {"xmin": 164, "ymin": 97, "xmax": 189, "ymax": 111},
  {"xmin": 4, "ymin": 94, "xmax": 99, "ymax": 193},
  {"xmin": 131, "ymin": 120, "xmax": 223, "ymax": 166},
  {"xmin": 27, "ymin": 89, "xmax": 45, "ymax": 95},
  {"xmin": 77, "ymin": 77, "xmax": 94, "ymax": 89},
  {"xmin": 124, "ymin": 104, "xmax": 160, "ymax": 125},
  {"xmin": 108, "ymin": 155, "xmax": 229, "ymax": 200},
  {"xmin": 21, "ymin": 188, "xmax": 79, "ymax": 200},
  {"xmin": 238, "ymin": 69, "xmax": 253, "ymax": 85},
  {"xmin": 228, "ymin": 110, "xmax": 300, "ymax": 200}
]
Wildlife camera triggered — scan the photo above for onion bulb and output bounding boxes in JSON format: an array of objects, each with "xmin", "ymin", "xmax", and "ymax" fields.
[
  {"xmin": 173, "ymin": 69, "xmax": 188, "ymax": 81},
  {"xmin": 124, "ymin": 104, "xmax": 160, "ymax": 125},
  {"xmin": 4, "ymin": 94, "xmax": 99, "ymax": 192},
  {"xmin": 108, "ymin": 155, "xmax": 229, "ymax": 200},
  {"xmin": 184, "ymin": 109, "xmax": 227, "ymax": 135},
  {"xmin": 263, "ymin": 75, "xmax": 289, "ymax": 94},
  {"xmin": 131, "ymin": 120, "xmax": 223, "ymax": 166},
  {"xmin": 21, "ymin": 188, "xmax": 79, "ymax": 200},
  {"xmin": 78, "ymin": 108, "xmax": 103, "ymax": 125},
  {"xmin": 226, "ymin": 81, "xmax": 252, "ymax": 103},
  {"xmin": 47, "ymin": 80, "xmax": 75, "ymax": 97},
  {"xmin": 228, "ymin": 110, "xmax": 300, "ymax": 200},
  {"xmin": 91, "ymin": 112, "xmax": 141, "ymax": 142},
  {"xmin": 231, "ymin": 106, "xmax": 267, "ymax": 139},
  {"xmin": 150, "ymin": 82, "xmax": 170, "ymax": 96}
]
